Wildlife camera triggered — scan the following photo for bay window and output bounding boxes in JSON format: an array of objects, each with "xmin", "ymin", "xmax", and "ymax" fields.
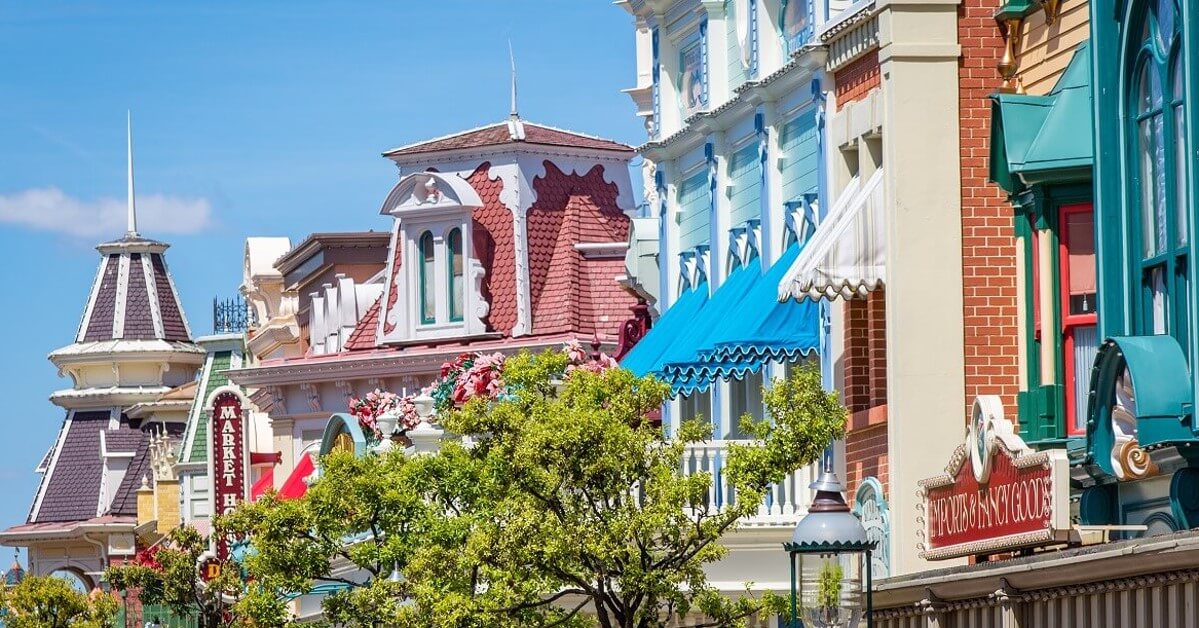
[{"xmin": 1128, "ymin": 0, "xmax": 1188, "ymax": 356}]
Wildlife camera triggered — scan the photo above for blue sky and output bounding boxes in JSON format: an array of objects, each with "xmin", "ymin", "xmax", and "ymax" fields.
[{"xmin": 0, "ymin": 2, "xmax": 644, "ymax": 534}]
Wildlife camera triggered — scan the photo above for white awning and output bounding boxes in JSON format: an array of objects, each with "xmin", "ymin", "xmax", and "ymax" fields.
[{"xmin": 778, "ymin": 168, "xmax": 885, "ymax": 302}]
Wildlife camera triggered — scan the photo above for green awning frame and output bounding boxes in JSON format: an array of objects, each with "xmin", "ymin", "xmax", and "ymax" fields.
[
  {"xmin": 989, "ymin": 44, "xmax": 1094, "ymax": 194},
  {"xmin": 1087, "ymin": 336, "xmax": 1195, "ymax": 478}
]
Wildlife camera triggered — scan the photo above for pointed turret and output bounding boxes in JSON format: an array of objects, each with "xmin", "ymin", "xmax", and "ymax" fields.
[
  {"xmin": 48, "ymin": 114, "xmax": 204, "ymax": 410},
  {"xmin": 71, "ymin": 114, "xmax": 192, "ymax": 346}
]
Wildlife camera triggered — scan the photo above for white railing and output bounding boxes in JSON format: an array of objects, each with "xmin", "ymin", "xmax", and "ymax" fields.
[{"xmin": 680, "ymin": 440, "xmax": 817, "ymax": 528}]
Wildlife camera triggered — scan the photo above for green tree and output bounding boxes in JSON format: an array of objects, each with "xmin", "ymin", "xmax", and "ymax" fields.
[
  {"xmin": 223, "ymin": 351, "xmax": 846, "ymax": 628},
  {"xmin": 0, "ymin": 574, "xmax": 118, "ymax": 628},
  {"xmin": 105, "ymin": 526, "xmax": 243, "ymax": 628}
]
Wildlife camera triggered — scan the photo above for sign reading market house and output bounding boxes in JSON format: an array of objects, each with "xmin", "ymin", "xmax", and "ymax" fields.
[
  {"xmin": 209, "ymin": 389, "xmax": 248, "ymax": 560},
  {"xmin": 917, "ymin": 396, "xmax": 1070, "ymax": 560}
]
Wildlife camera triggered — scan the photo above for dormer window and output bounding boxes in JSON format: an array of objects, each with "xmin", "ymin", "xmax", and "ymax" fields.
[{"xmin": 378, "ymin": 172, "xmax": 490, "ymax": 343}]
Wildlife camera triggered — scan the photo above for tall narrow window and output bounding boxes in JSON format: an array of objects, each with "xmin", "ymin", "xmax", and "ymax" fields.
[
  {"xmin": 419, "ymin": 231, "xmax": 435, "ymax": 324},
  {"xmin": 1061, "ymin": 205, "xmax": 1098, "ymax": 435},
  {"xmin": 447, "ymin": 228, "xmax": 464, "ymax": 322},
  {"xmin": 1127, "ymin": 0, "xmax": 1187, "ymax": 356},
  {"xmin": 781, "ymin": 0, "xmax": 812, "ymax": 54}
]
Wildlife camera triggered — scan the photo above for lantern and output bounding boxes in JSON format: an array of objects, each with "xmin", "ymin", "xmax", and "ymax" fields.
[{"xmin": 784, "ymin": 469, "xmax": 876, "ymax": 628}]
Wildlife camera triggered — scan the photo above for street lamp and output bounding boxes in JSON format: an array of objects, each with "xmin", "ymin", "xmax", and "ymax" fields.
[{"xmin": 785, "ymin": 469, "xmax": 876, "ymax": 628}]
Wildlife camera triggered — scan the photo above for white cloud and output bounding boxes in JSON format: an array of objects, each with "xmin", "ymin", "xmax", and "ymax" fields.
[{"xmin": 0, "ymin": 187, "xmax": 213, "ymax": 238}]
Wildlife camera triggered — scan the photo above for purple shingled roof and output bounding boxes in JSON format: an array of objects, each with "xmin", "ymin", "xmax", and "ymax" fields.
[
  {"xmin": 74, "ymin": 244, "xmax": 193, "ymax": 345},
  {"xmin": 32, "ymin": 411, "xmax": 108, "ymax": 523},
  {"xmin": 32, "ymin": 412, "xmax": 182, "ymax": 523},
  {"xmin": 122, "ymin": 253, "xmax": 157, "ymax": 339},
  {"xmin": 150, "ymin": 253, "xmax": 190, "ymax": 342},
  {"xmin": 82, "ymin": 258, "xmax": 117, "ymax": 342},
  {"xmin": 106, "ymin": 422, "xmax": 184, "ymax": 518}
]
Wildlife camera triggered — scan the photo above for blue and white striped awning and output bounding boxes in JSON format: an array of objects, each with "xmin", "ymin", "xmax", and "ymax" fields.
[{"xmin": 779, "ymin": 169, "xmax": 886, "ymax": 302}]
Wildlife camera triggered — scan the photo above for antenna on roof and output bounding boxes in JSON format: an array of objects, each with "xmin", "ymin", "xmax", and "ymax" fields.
[
  {"xmin": 506, "ymin": 40, "xmax": 526, "ymax": 141},
  {"xmin": 126, "ymin": 110, "xmax": 139, "ymax": 238}
]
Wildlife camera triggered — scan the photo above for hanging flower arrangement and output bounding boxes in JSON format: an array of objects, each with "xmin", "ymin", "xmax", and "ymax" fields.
[
  {"xmin": 349, "ymin": 389, "xmax": 402, "ymax": 440},
  {"xmin": 348, "ymin": 341, "xmax": 617, "ymax": 435},
  {"xmin": 563, "ymin": 339, "xmax": 618, "ymax": 374}
]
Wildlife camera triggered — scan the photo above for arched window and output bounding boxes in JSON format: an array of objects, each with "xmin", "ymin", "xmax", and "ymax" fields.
[
  {"xmin": 1128, "ymin": 0, "xmax": 1187, "ymax": 354},
  {"xmin": 419, "ymin": 231, "xmax": 435, "ymax": 324},
  {"xmin": 447, "ymin": 228, "xmax": 464, "ymax": 322}
]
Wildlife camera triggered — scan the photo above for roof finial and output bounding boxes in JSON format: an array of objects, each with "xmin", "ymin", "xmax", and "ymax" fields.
[
  {"xmin": 508, "ymin": 39, "xmax": 519, "ymax": 120},
  {"xmin": 126, "ymin": 110, "xmax": 139, "ymax": 238},
  {"xmin": 505, "ymin": 41, "xmax": 526, "ymax": 141}
]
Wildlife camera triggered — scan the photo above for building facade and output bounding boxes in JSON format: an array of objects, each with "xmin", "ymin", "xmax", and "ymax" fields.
[{"xmin": 0, "ymin": 166, "xmax": 205, "ymax": 589}]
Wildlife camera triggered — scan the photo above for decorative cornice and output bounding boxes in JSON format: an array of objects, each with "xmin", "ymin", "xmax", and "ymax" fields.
[{"xmin": 639, "ymin": 45, "xmax": 826, "ymax": 161}]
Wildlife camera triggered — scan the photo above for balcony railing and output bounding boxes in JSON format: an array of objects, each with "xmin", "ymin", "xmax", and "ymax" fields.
[
  {"xmin": 213, "ymin": 295, "xmax": 256, "ymax": 334},
  {"xmin": 681, "ymin": 440, "xmax": 816, "ymax": 528}
]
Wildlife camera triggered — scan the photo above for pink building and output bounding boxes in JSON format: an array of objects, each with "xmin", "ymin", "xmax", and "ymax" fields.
[{"xmin": 227, "ymin": 114, "xmax": 642, "ymax": 505}]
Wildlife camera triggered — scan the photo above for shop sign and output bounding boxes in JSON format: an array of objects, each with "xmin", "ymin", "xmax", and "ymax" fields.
[
  {"xmin": 917, "ymin": 396, "xmax": 1070, "ymax": 560},
  {"xmin": 209, "ymin": 389, "xmax": 248, "ymax": 560}
]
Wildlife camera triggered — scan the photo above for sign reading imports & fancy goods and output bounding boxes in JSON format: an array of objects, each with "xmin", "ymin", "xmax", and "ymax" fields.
[{"xmin": 917, "ymin": 396, "xmax": 1070, "ymax": 560}]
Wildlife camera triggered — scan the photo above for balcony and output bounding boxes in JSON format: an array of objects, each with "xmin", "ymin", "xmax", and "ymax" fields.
[{"xmin": 681, "ymin": 440, "xmax": 817, "ymax": 528}]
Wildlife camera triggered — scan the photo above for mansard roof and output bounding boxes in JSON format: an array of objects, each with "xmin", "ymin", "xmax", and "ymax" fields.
[
  {"xmin": 382, "ymin": 120, "xmax": 634, "ymax": 158},
  {"xmin": 27, "ymin": 411, "xmax": 179, "ymax": 525},
  {"xmin": 74, "ymin": 234, "xmax": 193, "ymax": 345}
]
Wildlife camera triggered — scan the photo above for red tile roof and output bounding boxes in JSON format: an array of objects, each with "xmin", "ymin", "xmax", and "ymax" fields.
[
  {"xmin": 467, "ymin": 162, "xmax": 517, "ymax": 333},
  {"xmin": 527, "ymin": 162, "xmax": 634, "ymax": 336},
  {"xmin": 344, "ymin": 161, "xmax": 633, "ymax": 353},
  {"xmin": 344, "ymin": 295, "xmax": 382, "ymax": 351},
  {"xmin": 383, "ymin": 121, "xmax": 633, "ymax": 158},
  {"xmin": 382, "ymin": 237, "xmax": 403, "ymax": 336}
]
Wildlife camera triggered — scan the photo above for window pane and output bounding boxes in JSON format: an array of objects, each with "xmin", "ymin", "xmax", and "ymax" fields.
[
  {"xmin": 1155, "ymin": 0, "xmax": 1175, "ymax": 52},
  {"xmin": 1150, "ymin": 266, "xmax": 1168, "ymax": 334},
  {"xmin": 1176, "ymin": 105, "xmax": 1188, "ymax": 246},
  {"xmin": 448, "ymin": 229, "xmax": 464, "ymax": 321},
  {"xmin": 783, "ymin": 0, "xmax": 810, "ymax": 52},
  {"xmin": 1140, "ymin": 114, "xmax": 1167, "ymax": 256},
  {"xmin": 420, "ymin": 232, "xmax": 435, "ymax": 323},
  {"xmin": 1065, "ymin": 211, "xmax": 1097, "ymax": 315},
  {"xmin": 1072, "ymin": 325, "xmax": 1099, "ymax": 433}
]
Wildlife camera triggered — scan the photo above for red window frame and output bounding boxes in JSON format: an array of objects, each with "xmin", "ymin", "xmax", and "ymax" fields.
[{"xmin": 1059, "ymin": 203, "xmax": 1098, "ymax": 436}]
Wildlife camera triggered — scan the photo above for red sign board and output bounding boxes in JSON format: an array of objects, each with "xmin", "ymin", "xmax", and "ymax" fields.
[
  {"xmin": 918, "ymin": 397, "xmax": 1070, "ymax": 560},
  {"xmin": 210, "ymin": 390, "xmax": 247, "ymax": 560}
]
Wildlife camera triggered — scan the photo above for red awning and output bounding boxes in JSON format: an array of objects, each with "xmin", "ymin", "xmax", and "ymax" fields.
[
  {"xmin": 278, "ymin": 453, "xmax": 315, "ymax": 500},
  {"xmin": 250, "ymin": 468, "xmax": 274, "ymax": 500}
]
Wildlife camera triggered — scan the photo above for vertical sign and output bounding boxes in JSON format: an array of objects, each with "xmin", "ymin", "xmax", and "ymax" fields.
[{"xmin": 210, "ymin": 390, "xmax": 246, "ymax": 560}]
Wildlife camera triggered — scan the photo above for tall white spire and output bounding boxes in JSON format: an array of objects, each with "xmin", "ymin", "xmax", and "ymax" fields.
[
  {"xmin": 505, "ymin": 41, "xmax": 525, "ymax": 141},
  {"xmin": 126, "ymin": 110, "xmax": 138, "ymax": 238},
  {"xmin": 508, "ymin": 39, "xmax": 519, "ymax": 119}
]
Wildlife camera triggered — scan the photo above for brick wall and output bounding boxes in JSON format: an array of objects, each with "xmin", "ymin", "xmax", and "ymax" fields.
[
  {"xmin": 959, "ymin": 0, "xmax": 1020, "ymax": 422},
  {"xmin": 845, "ymin": 423, "xmax": 888, "ymax": 499},
  {"xmin": 835, "ymin": 51, "xmax": 881, "ymax": 109},
  {"xmin": 842, "ymin": 289, "xmax": 888, "ymax": 498}
]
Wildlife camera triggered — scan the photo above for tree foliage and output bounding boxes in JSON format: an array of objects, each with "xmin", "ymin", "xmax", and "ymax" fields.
[
  {"xmin": 0, "ymin": 574, "xmax": 118, "ymax": 628},
  {"xmin": 222, "ymin": 351, "xmax": 846, "ymax": 627},
  {"xmin": 105, "ymin": 526, "xmax": 243, "ymax": 628}
]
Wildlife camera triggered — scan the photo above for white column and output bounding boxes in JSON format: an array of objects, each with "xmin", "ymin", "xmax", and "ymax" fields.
[{"xmin": 877, "ymin": 0, "xmax": 965, "ymax": 576}]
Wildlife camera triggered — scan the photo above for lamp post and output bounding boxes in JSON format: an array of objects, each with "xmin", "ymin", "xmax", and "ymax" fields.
[{"xmin": 784, "ymin": 468, "xmax": 876, "ymax": 628}]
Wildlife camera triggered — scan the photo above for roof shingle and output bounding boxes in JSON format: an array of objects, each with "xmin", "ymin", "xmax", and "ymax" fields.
[{"xmin": 383, "ymin": 121, "xmax": 633, "ymax": 158}]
